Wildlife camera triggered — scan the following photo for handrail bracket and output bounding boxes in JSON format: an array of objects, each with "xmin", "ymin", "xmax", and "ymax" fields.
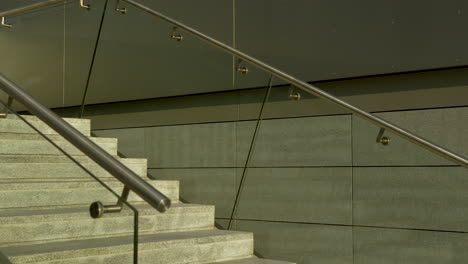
[
  {"xmin": 376, "ymin": 128, "xmax": 391, "ymax": 146},
  {"xmin": 115, "ymin": 0, "xmax": 127, "ymax": 14},
  {"xmin": 0, "ymin": 96, "xmax": 13, "ymax": 118},
  {"xmin": 170, "ymin": 27, "xmax": 183, "ymax": 42},
  {"xmin": 288, "ymin": 86, "xmax": 301, "ymax": 101},
  {"xmin": 1, "ymin": 17, "xmax": 12, "ymax": 28},
  {"xmin": 79, "ymin": 0, "xmax": 90, "ymax": 10},
  {"xmin": 90, "ymin": 185, "xmax": 130, "ymax": 218},
  {"xmin": 236, "ymin": 59, "xmax": 249, "ymax": 74}
]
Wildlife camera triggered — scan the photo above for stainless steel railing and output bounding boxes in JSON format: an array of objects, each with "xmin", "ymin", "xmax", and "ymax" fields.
[
  {"xmin": 0, "ymin": 0, "xmax": 466, "ymax": 168},
  {"xmin": 0, "ymin": 0, "xmax": 67, "ymax": 18},
  {"xmin": 0, "ymin": 0, "xmax": 89, "ymax": 28},
  {"xmin": 122, "ymin": 0, "xmax": 467, "ymax": 168},
  {"xmin": 0, "ymin": 73, "xmax": 171, "ymax": 212}
]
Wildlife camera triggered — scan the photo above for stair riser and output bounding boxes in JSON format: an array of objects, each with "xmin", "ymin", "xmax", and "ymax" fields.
[
  {"xmin": 0, "ymin": 118, "xmax": 90, "ymax": 136},
  {"xmin": 0, "ymin": 211, "xmax": 214, "ymax": 245},
  {"xmin": 15, "ymin": 238, "xmax": 253, "ymax": 264},
  {"xmin": 0, "ymin": 183, "xmax": 179, "ymax": 209},
  {"xmin": 0, "ymin": 139, "xmax": 117, "ymax": 156},
  {"xmin": 0, "ymin": 162, "xmax": 147, "ymax": 179}
]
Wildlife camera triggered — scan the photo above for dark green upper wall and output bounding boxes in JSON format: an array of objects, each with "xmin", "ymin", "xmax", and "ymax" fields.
[{"xmin": 1, "ymin": 0, "xmax": 468, "ymax": 107}]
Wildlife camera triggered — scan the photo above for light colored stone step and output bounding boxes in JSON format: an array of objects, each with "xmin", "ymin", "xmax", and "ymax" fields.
[
  {"xmin": 0, "ymin": 180, "xmax": 179, "ymax": 209},
  {"xmin": 0, "ymin": 155, "xmax": 147, "ymax": 180},
  {"xmin": 0, "ymin": 229, "xmax": 253, "ymax": 263},
  {"xmin": 1, "ymin": 115, "xmax": 90, "ymax": 136},
  {"xmin": 0, "ymin": 133, "xmax": 117, "ymax": 156},
  {"xmin": 0, "ymin": 203, "xmax": 214, "ymax": 245},
  {"xmin": 211, "ymin": 257, "xmax": 295, "ymax": 264}
]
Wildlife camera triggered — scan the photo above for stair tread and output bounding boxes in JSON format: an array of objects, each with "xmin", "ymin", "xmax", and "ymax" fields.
[
  {"xmin": 0, "ymin": 154, "xmax": 145, "ymax": 164},
  {"xmin": 0, "ymin": 203, "xmax": 213, "ymax": 223},
  {"xmin": 0, "ymin": 118, "xmax": 287, "ymax": 264},
  {"xmin": 0, "ymin": 180, "xmax": 180, "ymax": 209},
  {"xmin": 0, "ymin": 179, "xmax": 177, "ymax": 190},
  {"xmin": 0, "ymin": 116, "xmax": 91, "ymax": 136},
  {"xmin": 0, "ymin": 132, "xmax": 115, "ymax": 142},
  {"xmin": 6, "ymin": 115, "xmax": 90, "ymax": 125},
  {"xmin": 212, "ymin": 257, "xmax": 295, "ymax": 264},
  {"xmin": 0, "ymin": 229, "xmax": 252, "ymax": 258}
]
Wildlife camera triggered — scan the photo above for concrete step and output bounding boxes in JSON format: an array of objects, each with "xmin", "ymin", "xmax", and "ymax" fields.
[
  {"xmin": 0, "ymin": 229, "xmax": 253, "ymax": 263},
  {"xmin": 0, "ymin": 203, "xmax": 214, "ymax": 245},
  {"xmin": 0, "ymin": 180, "xmax": 179, "ymax": 209},
  {"xmin": 0, "ymin": 133, "xmax": 117, "ymax": 156},
  {"xmin": 1, "ymin": 115, "xmax": 90, "ymax": 136},
  {"xmin": 0, "ymin": 154, "xmax": 147, "ymax": 180},
  {"xmin": 211, "ymin": 257, "xmax": 295, "ymax": 264}
]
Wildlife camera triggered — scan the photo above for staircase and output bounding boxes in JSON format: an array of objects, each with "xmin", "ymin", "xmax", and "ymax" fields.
[{"xmin": 0, "ymin": 116, "xmax": 293, "ymax": 264}]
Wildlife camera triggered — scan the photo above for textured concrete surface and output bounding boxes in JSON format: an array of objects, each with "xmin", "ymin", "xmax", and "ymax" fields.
[
  {"xmin": 1, "ymin": 116, "xmax": 91, "ymax": 136},
  {"xmin": 0, "ymin": 203, "xmax": 214, "ymax": 245},
  {"xmin": 212, "ymin": 257, "xmax": 295, "ymax": 264},
  {"xmin": 246, "ymin": 115, "xmax": 352, "ymax": 167},
  {"xmin": 0, "ymin": 180, "xmax": 179, "ymax": 208},
  {"xmin": 235, "ymin": 167, "xmax": 352, "ymax": 225},
  {"xmin": 0, "ymin": 134, "xmax": 117, "ymax": 156},
  {"xmin": 141, "ymin": 116, "xmax": 352, "ymax": 168},
  {"xmin": 232, "ymin": 220, "xmax": 352, "ymax": 264},
  {"xmin": 0, "ymin": 116, "xmax": 288, "ymax": 264},
  {"xmin": 354, "ymin": 227, "xmax": 468, "ymax": 264},
  {"xmin": 1, "ymin": 230, "xmax": 253, "ymax": 263},
  {"xmin": 0, "ymin": 157, "xmax": 147, "ymax": 180},
  {"xmin": 354, "ymin": 167, "xmax": 468, "ymax": 232}
]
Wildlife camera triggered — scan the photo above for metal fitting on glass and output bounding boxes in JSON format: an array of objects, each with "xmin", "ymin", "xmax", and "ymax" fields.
[
  {"xmin": 0, "ymin": 96, "xmax": 13, "ymax": 118},
  {"xmin": 90, "ymin": 186, "xmax": 130, "ymax": 218},
  {"xmin": 79, "ymin": 0, "xmax": 90, "ymax": 9},
  {"xmin": 170, "ymin": 27, "xmax": 183, "ymax": 42},
  {"xmin": 1, "ymin": 17, "xmax": 12, "ymax": 28},
  {"xmin": 237, "ymin": 66, "xmax": 249, "ymax": 74},
  {"xmin": 116, "ymin": 7, "xmax": 127, "ymax": 14},
  {"xmin": 115, "ymin": 1, "xmax": 127, "ymax": 14},
  {"xmin": 376, "ymin": 128, "xmax": 391, "ymax": 146},
  {"xmin": 236, "ymin": 59, "xmax": 249, "ymax": 74},
  {"xmin": 288, "ymin": 86, "xmax": 301, "ymax": 101}
]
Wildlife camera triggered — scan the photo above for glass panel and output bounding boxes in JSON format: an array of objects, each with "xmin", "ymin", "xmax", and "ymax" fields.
[
  {"xmin": 0, "ymin": 98, "xmax": 139, "ymax": 263},
  {"xmin": 81, "ymin": 0, "xmax": 233, "ymax": 106},
  {"xmin": 64, "ymin": 0, "xmax": 108, "ymax": 107},
  {"xmin": 228, "ymin": 73, "xmax": 274, "ymax": 230},
  {"xmin": 0, "ymin": 0, "xmax": 108, "ymax": 110},
  {"xmin": 0, "ymin": 2, "xmax": 68, "ymax": 108}
]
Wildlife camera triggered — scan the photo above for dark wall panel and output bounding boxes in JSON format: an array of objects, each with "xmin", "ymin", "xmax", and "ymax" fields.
[
  {"xmin": 235, "ymin": 168, "xmax": 352, "ymax": 225},
  {"xmin": 236, "ymin": 0, "xmax": 468, "ymax": 88},
  {"xmin": 150, "ymin": 168, "xmax": 241, "ymax": 218},
  {"xmin": 73, "ymin": 68, "xmax": 468, "ymax": 130},
  {"xmin": 354, "ymin": 167, "xmax": 468, "ymax": 232},
  {"xmin": 249, "ymin": 116, "xmax": 352, "ymax": 167},
  {"xmin": 233, "ymin": 220, "xmax": 353, "ymax": 264},
  {"xmin": 355, "ymin": 227, "xmax": 468, "ymax": 264},
  {"xmin": 353, "ymin": 107, "xmax": 468, "ymax": 166}
]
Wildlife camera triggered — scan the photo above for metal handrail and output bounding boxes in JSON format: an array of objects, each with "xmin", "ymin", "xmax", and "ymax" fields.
[
  {"xmin": 123, "ymin": 0, "xmax": 468, "ymax": 168},
  {"xmin": 0, "ymin": 0, "xmax": 68, "ymax": 18},
  {"xmin": 0, "ymin": 73, "xmax": 171, "ymax": 212}
]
